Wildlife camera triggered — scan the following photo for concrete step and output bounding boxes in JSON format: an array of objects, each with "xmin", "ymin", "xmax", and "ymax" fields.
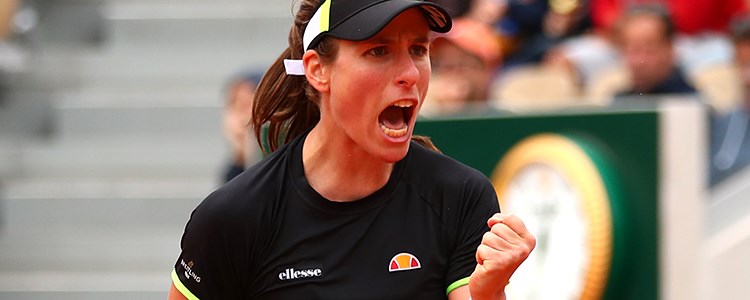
[
  {"xmin": 0, "ymin": 226, "xmax": 183, "ymax": 273},
  {"xmin": 0, "ymin": 1, "xmax": 274, "ymax": 297},
  {"xmin": 0, "ymin": 196, "xmax": 205, "ymax": 294},
  {"xmin": 104, "ymin": 0, "xmax": 290, "ymax": 15},
  {"xmin": 2, "ymin": 138, "xmax": 228, "ymax": 179},
  {"xmin": 28, "ymin": 0, "xmax": 290, "ymax": 91},
  {"xmin": 0, "ymin": 88, "xmax": 55, "ymax": 139},
  {"xmin": 55, "ymin": 97, "xmax": 224, "ymax": 138},
  {"xmin": 30, "ymin": 47, "xmax": 272, "ymax": 91},
  {"xmin": 104, "ymin": 13, "xmax": 290, "ymax": 57},
  {"xmin": 2, "ymin": 176, "xmax": 218, "ymax": 200},
  {"xmin": 0, "ymin": 291, "xmax": 166, "ymax": 300}
]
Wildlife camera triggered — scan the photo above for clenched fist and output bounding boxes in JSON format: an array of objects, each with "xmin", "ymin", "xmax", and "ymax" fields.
[{"xmin": 470, "ymin": 213, "xmax": 536, "ymax": 300}]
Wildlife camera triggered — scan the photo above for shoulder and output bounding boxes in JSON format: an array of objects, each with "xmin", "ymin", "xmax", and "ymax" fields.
[
  {"xmin": 190, "ymin": 142, "xmax": 293, "ymax": 233},
  {"xmin": 666, "ymin": 68, "xmax": 698, "ymax": 93},
  {"xmin": 406, "ymin": 141, "xmax": 490, "ymax": 186},
  {"xmin": 404, "ymin": 142, "xmax": 497, "ymax": 206},
  {"xmin": 404, "ymin": 143, "xmax": 499, "ymax": 258}
]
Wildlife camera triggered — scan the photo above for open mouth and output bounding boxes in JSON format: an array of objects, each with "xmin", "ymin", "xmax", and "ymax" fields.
[{"xmin": 378, "ymin": 100, "xmax": 415, "ymax": 138}]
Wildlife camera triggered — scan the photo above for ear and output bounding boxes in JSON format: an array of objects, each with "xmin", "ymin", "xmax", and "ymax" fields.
[{"xmin": 303, "ymin": 50, "xmax": 330, "ymax": 93}]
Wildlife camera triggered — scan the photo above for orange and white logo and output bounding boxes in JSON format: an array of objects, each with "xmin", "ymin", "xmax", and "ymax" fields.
[{"xmin": 388, "ymin": 252, "xmax": 421, "ymax": 272}]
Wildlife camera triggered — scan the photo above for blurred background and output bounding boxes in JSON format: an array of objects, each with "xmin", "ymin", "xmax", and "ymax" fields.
[
  {"xmin": 0, "ymin": 0, "xmax": 288, "ymax": 299},
  {"xmin": 1, "ymin": 0, "xmax": 750, "ymax": 299}
]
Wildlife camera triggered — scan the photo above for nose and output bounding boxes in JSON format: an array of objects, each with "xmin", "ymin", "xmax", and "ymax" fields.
[{"xmin": 395, "ymin": 52, "xmax": 420, "ymax": 87}]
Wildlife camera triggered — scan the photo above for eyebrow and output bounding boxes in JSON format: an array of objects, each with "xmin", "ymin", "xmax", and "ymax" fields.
[{"xmin": 365, "ymin": 35, "xmax": 431, "ymax": 45}]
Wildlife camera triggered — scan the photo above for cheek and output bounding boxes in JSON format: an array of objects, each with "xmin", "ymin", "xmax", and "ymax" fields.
[
  {"xmin": 418, "ymin": 63, "xmax": 432, "ymax": 95},
  {"xmin": 335, "ymin": 61, "xmax": 384, "ymax": 91},
  {"xmin": 624, "ymin": 51, "xmax": 641, "ymax": 68},
  {"xmin": 329, "ymin": 77, "xmax": 376, "ymax": 123},
  {"xmin": 421, "ymin": 63, "xmax": 432, "ymax": 83},
  {"xmin": 657, "ymin": 52, "xmax": 673, "ymax": 67}
]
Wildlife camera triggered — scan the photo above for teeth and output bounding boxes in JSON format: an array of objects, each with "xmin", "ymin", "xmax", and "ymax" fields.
[
  {"xmin": 392, "ymin": 100, "xmax": 413, "ymax": 108},
  {"xmin": 380, "ymin": 123, "xmax": 408, "ymax": 137}
]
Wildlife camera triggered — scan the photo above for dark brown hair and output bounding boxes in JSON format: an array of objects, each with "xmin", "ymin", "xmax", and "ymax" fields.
[
  {"xmin": 252, "ymin": 0, "xmax": 336, "ymax": 153},
  {"xmin": 731, "ymin": 13, "xmax": 750, "ymax": 43},
  {"xmin": 616, "ymin": 4, "xmax": 675, "ymax": 44}
]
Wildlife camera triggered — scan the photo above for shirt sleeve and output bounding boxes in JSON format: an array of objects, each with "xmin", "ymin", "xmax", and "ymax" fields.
[
  {"xmin": 172, "ymin": 190, "xmax": 249, "ymax": 299},
  {"xmin": 445, "ymin": 175, "xmax": 500, "ymax": 294}
]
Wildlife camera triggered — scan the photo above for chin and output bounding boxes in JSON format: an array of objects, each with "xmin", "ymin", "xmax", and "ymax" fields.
[{"xmin": 379, "ymin": 142, "xmax": 411, "ymax": 163}]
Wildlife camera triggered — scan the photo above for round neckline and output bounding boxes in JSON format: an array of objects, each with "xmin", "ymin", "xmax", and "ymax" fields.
[{"xmin": 287, "ymin": 132, "xmax": 408, "ymax": 215}]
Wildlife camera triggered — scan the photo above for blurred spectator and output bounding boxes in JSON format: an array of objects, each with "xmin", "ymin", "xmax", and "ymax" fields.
[
  {"xmin": 464, "ymin": 0, "xmax": 507, "ymax": 25},
  {"xmin": 0, "ymin": 0, "xmax": 19, "ymax": 39},
  {"xmin": 547, "ymin": 0, "xmax": 746, "ymax": 89},
  {"xmin": 432, "ymin": 0, "xmax": 474, "ymax": 17},
  {"xmin": 592, "ymin": 0, "xmax": 745, "ymax": 36},
  {"xmin": 0, "ymin": 0, "xmax": 33, "ymax": 76},
  {"xmin": 598, "ymin": 0, "xmax": 745, "ymax": 73},
  {"xmin": 0, "ymin": 0, "xmax": 19, "ymax": 106},
  {"xmin": 498, "ymin": 0, "xmax": 591, "ymax": 69},
  {"xmin": 423, "ymin": 18, "xmax": 501, "ymax": 116},
  {"xmin": 614, "ymin": 5, "xmax": 696, "ymax": 98},
  {"xmin": 710, "ymin": 15, "xmax": 750, "ymax": 186},
  {"xmin": 222, "ymin": 71, "xmax": 262, "ymax": 182}
]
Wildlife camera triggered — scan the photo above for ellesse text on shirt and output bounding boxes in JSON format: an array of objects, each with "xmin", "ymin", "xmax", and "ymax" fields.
[{"xmin": 278, "ymin": 268, "xmax": 323, "ymax": 281}]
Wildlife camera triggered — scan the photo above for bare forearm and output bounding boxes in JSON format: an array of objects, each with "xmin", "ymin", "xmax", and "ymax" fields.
[{"xmin": 469, "ymin": 290, "xmax": 506, "ymax": 300}]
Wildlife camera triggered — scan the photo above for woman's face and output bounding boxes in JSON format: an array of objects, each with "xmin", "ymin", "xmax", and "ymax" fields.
[{"xmin": 318, "ymin": 8, "xmax": 432, "ymax": 163}]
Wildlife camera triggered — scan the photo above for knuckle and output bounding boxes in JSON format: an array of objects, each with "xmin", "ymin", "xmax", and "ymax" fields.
[
  {"xmin": 502, "ymin": 212, "xmax": 518, "ymax": 221},
  {"xmin": 490, "ymin": 222, "xmax": 507, "ymax": 234},
  {"xmin": 519, "ymin": 242, "xmax": 534, "ymax": 258}
]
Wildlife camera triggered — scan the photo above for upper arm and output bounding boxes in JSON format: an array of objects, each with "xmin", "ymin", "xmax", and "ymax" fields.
[
  {"xmin": 168, "ymin": 282, "xmax": 189, "ymax": 300},
  {"xmin": 172, "ymin": 192, "xmax": 252, "ymax": 299},
  {"xmin": 444, "ymin": 177, "xmax": 499, "ymax": 287},
  {"xmin": 448, "ymin": 285, "xmax": 470, "ymax": 300}
]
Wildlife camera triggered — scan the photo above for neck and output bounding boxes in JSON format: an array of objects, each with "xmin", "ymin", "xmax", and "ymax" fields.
[{"xmin": 302, "ymin": 126, "xmax": 394, "ymax": 202}]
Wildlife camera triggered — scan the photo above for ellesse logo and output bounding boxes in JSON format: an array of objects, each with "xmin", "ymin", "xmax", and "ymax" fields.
[
  {"xmin": 389, "ymin": 252, "xmax": 421, "ymax": 272},
  {"xmin": 278, "ymin": 267, "xmax": 323, "ymax": 281}
]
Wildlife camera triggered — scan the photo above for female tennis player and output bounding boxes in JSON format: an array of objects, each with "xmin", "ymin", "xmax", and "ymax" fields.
[{"xmin": 169, "ymin": 0, "xmax": 535, "ymax": 299}]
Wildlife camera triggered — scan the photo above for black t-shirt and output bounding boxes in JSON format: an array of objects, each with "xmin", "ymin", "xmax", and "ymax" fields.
[
  {"xmin": 172, "ymin": 133, "xmax": 500, "ymax": 299},
  {"xmin": 615, "ymin": 66, "xmax": 698, "ymax": 98}
]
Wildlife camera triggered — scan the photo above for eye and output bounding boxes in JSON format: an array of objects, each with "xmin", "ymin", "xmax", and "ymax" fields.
[
  {"xmin": 410, "ymin": 45, "xmax": 428, "ymax": 57},
  {"xmin": 367, "ymin": 46, "xmax": 388, "ymax": 57}
]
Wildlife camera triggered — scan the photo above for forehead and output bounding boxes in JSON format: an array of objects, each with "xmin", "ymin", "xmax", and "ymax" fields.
[{"xmin": 622, "ymin": 15, "xmax": 666, "ymax": 39}]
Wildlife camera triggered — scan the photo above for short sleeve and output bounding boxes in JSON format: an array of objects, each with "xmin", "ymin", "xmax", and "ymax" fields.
[
  {"xmin": 172, "ymin": 191, "xmax": 249, "ymax": 299},
  {"xmin": 445, "ymin": 176, "xmax": 500, "ymax": 294}
]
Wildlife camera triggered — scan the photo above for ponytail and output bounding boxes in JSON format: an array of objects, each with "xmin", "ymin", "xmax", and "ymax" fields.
[
  {"xmin": 252, "ymin": 47, "xmax": 318, "ymax": 153},
  {"xmin": 252, "ymin": 0, "xmax": 331, "ymax": 153}
]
